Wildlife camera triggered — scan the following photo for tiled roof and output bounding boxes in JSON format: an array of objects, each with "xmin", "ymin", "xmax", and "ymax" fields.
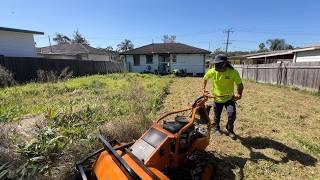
[
  {"xmin": 38, "ymin": 43, "xmax": 114, "ymax": 55},
  {"xmin": 121, "ymin": 43, "xmax": 210, "ymax": 55}
]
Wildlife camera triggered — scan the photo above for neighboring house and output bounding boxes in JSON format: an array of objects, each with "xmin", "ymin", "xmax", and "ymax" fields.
[
  {"xmin": 37, "ymin": 43, "xmax": 117, "ymax": 61},
  {"xmin": 120, "ymin": 43, "xmax": 210, "ymax": 75},
  {"xmin": 243, "ymin": 45, "xmax": 320, "ymax": 64},
  {"xmin": 292, "ymin": 45, "xmax": 320, "ymax": 63},
  {"xmin": 0, "ymin": 27, "xmax": 44, "ymax": 57}
]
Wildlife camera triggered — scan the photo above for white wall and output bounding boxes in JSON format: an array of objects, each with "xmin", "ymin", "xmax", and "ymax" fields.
[
  {"xmin": 126, "ymin": 54, "xmax": 159, "ymax": 72},
  {"xmin": 173, "ymin": 54, "xmax": 205, "ymax": 75},
  {"xmin": 125, "ymin": 54, "xmax": 205, "ymax": 75},
  {"xmin": 88, "ymin": 54, "xmax": 111, "ymax": 61},
  {"xmin": 295, "ymin": 49, "xmax": 320, "ymax": 62},
  {"xmin": 0, "ymin": 30, "xmax": 37, "ymax": 57}
]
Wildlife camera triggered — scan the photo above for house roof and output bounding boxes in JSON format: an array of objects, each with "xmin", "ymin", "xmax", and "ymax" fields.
[
  {"xmin": 38, "ymin": 43, "xmax": 115, "ymax": 55},
  {"xmin": 120, "ymin": 43, "xmax": 210, "ymax": 55},
  {"xmin": 243, "ymin": 44, "xmax": 320, "ymax": 59},
  {"xmin": 243, "ymin": 50, "xmax": 293, "ymax": 59},
  {"xmin": 0, "ymin": 27, "xmax": 44, "ymax": 35}
]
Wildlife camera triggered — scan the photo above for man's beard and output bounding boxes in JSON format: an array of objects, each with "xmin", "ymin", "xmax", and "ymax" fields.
[{"xmin": 215, "ymin": 67, "xmax": 227, "ymax": 72}]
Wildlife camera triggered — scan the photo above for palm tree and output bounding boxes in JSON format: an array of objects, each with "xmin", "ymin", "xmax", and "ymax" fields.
[{"xmin": 266, "ymin": 39, "xmax": 293, "ymax": 51}]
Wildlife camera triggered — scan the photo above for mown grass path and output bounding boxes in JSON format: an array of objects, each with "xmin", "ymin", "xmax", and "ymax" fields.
[{"xmin": 159, "ymin": 77, "xmax": 320, "ymax": 179}]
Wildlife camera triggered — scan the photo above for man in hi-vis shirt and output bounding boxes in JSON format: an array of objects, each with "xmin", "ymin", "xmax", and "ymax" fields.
[{"xmin": 202, "ymin": 54, "xmax": 244, "ymax": 140}]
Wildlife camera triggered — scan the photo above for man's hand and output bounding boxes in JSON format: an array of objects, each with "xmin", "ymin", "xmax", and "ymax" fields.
[
  {"xmin": 201, "ymin": 88, "xmax": 207, "ymax": 94},
  {"xmin": 234, "ymin": 93, "xmax": 242, "ymax": 101}
]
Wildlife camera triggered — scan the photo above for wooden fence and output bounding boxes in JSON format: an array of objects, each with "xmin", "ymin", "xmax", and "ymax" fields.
[
  {"xmin": 0, "ymin": 55, "xmax": 123, "ymax": 82},
  {"xmin": 234, "ymin": 62, "xmax": 320, "ymax": 92}
]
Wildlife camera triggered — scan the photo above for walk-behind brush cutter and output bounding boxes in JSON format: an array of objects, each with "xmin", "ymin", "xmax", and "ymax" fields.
[{"xmin": 76, "ymin": 94, "xmax": 220, "ymax": 180}]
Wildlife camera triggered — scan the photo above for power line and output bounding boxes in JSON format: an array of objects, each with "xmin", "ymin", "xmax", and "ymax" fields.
[{"xmin": 236, "ymin": 29, "xmax": 320, "ymax": 36}]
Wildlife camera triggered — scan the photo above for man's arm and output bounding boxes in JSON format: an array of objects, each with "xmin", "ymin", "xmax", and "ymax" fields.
[
  {"xmin": 234, "ymin": 83, "xmax": 244, "ymax": 100},
  {"xmin": 202, "ymin": 79, "xmax": 208, "ymax": 93}
]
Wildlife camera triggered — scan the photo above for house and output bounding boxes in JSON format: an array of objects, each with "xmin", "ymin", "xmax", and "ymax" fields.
[
  {"xmin": 242, "ymin": 50, "xmax": 294, "ymax": 64},
  {"xmin": 292, "ymin": 45, "xmax": 320, "ymax": 63},
  {"xmin": 120, "ymin": 43, "xmax": 210, "ymax": 75},
  {"xmin": 243, "ymin": 45, "xmax": 320, "ymax": 64},
  {"xmin": 0, "ymin": 27, "xmax": 44, "ymax": 57},
  {"xmin": 37, "ymin": 43, "xmax": 117, "ymax": 61}
]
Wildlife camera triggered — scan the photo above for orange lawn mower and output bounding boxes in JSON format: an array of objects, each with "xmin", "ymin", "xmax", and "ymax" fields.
[{"xmin": 75, "ymin": 93, "xmax": 232, "ymax": 180}]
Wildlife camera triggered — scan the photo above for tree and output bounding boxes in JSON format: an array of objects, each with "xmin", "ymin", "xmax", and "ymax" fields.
[
  {"xmin": 266, "ymin": 39, "xmax": 293, "ymax": 51},
  {"xmin": 72, "ymin": 29, "xmax": 89, "ymax": 45},
  {"xmin": 257, "ymin": 43, "xmax": 268, "ymax": 52},
  {"xmin": 117, "ymin": 39, "xmax": 134, "ymax": 52},
  {"xmin": 259, "ymin": 43, "xmax": 265, "ymax": 50},
  {"xmin": 162, "ymin": 35, "xmax": 176, "ymax": 43},
  {"xmin": 213, "ymin": 48, "xmax": 223, "ymax": 54},
  {"xmin": 106, "ymin": 46, "xmax": 113, "ymax": 51},
  {"xmin": 53, "ymin": 33, "xmax": 71, "ymax": 44}
]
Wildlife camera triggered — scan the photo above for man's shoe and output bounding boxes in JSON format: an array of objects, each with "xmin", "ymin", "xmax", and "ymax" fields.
[
  {"xmin": 213, "ymin": 129, "xmax": 222, "ymax": 136},
  {"xmin": 228, "ymin": 131, "xmax": 237, "ymax": 140}
]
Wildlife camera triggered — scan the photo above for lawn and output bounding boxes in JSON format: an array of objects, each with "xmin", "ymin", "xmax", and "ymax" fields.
[
  {"xmin": 159, "ymin": 77, "xmax": 320, "ymax": 179},
  {"xmin": 0, "ymin": 73, "xmax": 171, "ymax": 179}
]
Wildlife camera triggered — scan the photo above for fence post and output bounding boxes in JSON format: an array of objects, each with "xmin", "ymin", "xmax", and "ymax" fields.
[
  {"xmin": 255, "ymin": 63, "xmax": 258, "ymax": 82},
  {"xmin": 241, "ymin": 64, "xmax": 244, "ymax": 78}
]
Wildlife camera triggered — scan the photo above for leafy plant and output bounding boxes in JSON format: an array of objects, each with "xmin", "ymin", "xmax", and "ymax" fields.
[{"xmin": 14, "ymin": 127, "xmax": 67, "ymax": 178}]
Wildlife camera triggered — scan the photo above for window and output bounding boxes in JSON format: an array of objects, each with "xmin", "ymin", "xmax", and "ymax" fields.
[
  {"xmin": 172, "ymin": 54, "xmax": 177, "ymax": 63},
  {"xmin": 146, "ymin": 55, "xmax": 153, "ymax": 64},
  {"xmin": 133, "ymin": 55, "xmax": 140, "ymax": 66}
]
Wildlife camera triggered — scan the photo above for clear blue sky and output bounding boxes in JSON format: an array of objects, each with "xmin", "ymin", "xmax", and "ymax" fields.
[{"xmin": 1, "ymin": 0, "xmax": 320, "ymax": 51}]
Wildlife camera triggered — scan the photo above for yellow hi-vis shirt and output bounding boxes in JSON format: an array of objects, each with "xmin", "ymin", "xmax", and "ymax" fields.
[{"xmin": 204, "ymin": 67, "xmax": 242, "ymax": 103}]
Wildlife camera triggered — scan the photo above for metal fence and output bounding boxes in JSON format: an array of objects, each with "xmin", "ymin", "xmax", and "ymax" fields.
[
  {"xmin": 234, "ymin": 62, "xmax": 320, "ymax": 92},
  {"xmin": 0, "ymin": 55, "xmax": 123, "ymax": 83}
]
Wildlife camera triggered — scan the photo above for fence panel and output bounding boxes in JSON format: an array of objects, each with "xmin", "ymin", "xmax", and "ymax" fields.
[
  {"xmin": 0, "ymin": 56, "xmax": 123, "ymax": 83},
  {"xmin": 234, "ymin": 62, "xmax": 320, "ymax": 92}
]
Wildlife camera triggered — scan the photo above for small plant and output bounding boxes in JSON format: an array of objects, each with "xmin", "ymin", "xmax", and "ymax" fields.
[{"xmin": 15, "ymin": 127, "xmax": 68, "ymax": 179}]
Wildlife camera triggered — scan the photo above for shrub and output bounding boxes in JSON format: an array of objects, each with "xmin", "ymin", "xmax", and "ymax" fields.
[
  {"xmin": 0, "ymin": 65, "xmax": 16, "ymax": 88},
  {"xmin": 37, "ymin": 67, "xmax": 73, "ymax": 82}
]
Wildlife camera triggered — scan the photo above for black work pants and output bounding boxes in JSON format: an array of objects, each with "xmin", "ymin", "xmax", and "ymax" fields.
[{"xmin": 213, "ymin": 100, "xmax": 236, "ymax": 132}]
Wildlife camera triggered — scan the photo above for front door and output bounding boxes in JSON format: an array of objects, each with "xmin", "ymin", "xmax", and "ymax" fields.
[{"xmin": 158, "ymin": 54, "xmax": 170, "ymax": 74}]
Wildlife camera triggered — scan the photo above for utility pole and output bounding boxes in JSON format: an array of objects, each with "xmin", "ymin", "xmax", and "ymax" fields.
[{"xmin": 224, "ymin": 28, "xmax": 234, "ymax": 56}]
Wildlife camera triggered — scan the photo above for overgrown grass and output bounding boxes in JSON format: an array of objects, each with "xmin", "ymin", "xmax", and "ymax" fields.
[
  {"xmin": 0, "ymin": 73, "xmax": 169, "ymax": 122},
  {"xmin": 0, "ymin": 73, "xmax": 171, "ymax": 179}
]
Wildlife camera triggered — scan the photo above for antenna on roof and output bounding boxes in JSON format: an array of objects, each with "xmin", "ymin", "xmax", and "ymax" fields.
[
  {"xmin": 48, "ymin": 35, "xmax": 53, "ymax": 53},
  {"xmin": 152, "ymin": 39, "xmax": 154, "ymax": 53}
]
